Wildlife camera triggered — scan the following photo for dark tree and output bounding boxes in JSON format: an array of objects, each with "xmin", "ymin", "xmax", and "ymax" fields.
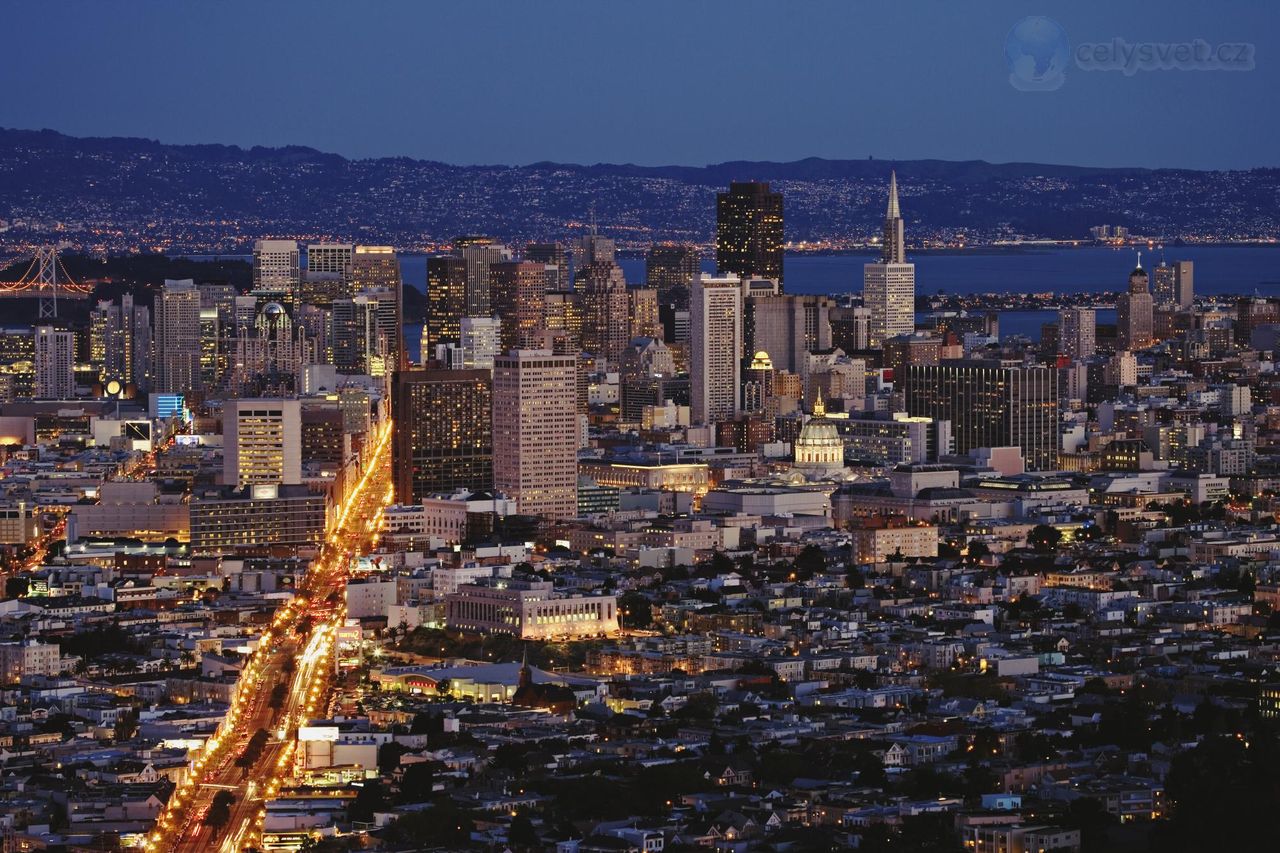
[
  {"xmin": 508, "ymin": 812, "xmax": 539, "ymax": 849},
  {"xmin": 617, "ymin": 591, "xmax": 654, "ymax": 629},
  {"xmin": 1028, "ymin": 524, "xmax": 1062, "ymax": 552}
]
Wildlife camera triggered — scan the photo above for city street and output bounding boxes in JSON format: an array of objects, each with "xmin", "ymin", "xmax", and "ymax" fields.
[{"xmin": 146, "ymin": 420, "xmax": 393, "ymax": 852}]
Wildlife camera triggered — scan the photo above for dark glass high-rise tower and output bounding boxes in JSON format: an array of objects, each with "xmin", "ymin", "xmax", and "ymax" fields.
[
  {"xmin": 646, "ymin": 244, "xmax": 701, "ymax": 303},
  {"xmin": 392, "ymin": 368, "xmax": 493, "ymax": 504},
  {"xmin": 716, "ymin": 182, "xmax": 784, "ymax": 285},
  {"xmin": 905, "ymin": 359, "xmax": 1059, "ymax": 471},
  {"xmin": 426, "ymin": 256, "xmax": 468, "ymax": 352}
]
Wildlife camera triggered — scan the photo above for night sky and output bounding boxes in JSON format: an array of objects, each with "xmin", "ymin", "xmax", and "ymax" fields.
[{"xmin": 3, "ymin": 0, "xmax": 1274, "ymax": 169}]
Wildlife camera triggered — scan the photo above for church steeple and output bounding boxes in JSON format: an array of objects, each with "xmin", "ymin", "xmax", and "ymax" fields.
[{"xmin": 518, "ymin": 644, "xmax": 532, "ymax": 689}]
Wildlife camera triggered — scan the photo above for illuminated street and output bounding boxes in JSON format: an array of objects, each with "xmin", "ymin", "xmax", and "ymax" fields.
[{"xmin": 145, "ymin": 419, "xmax": 393, "ymax": 853}]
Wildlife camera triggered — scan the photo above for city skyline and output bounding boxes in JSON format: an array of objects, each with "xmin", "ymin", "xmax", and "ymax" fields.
[{"xmin": 0, "ymin": 4, "xmax": 1277, "ymax": 853}]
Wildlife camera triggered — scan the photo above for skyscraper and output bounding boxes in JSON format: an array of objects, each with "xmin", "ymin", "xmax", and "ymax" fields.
[
  {"xmin": 493, "ymin": 350, "xmax": 579, "ymax": 519},
  {"xmin": 459, "ymin": 317, "xmax": 500, "ymax": 369},
  {"xmin": 34, "ymin": 326, "xmax": 74, "ymax": 399},
  {"xmin": 302, "ymin": 243, "xmax": 353, "ymax": 306},
  {"xmin": 629, "ymin": 288, "xmax": 663, "ymax": 341},
  {"xmin": 223, "ymin": 398, "xmax": 302, "ymax": 487},
  {"xmin": 716, "ymin": 182, "xmax": 784, "ymax": 284},
  {"xmin": 646, "ymin": 244, "xmax": 701, "ymax": 302},
  {"xmin": 905, "ymin": 360, "xmax": 1059, "ymax": 471},
  {"xmin": 351, "ymin": 246, "xmax": 404, "ymax": 368},
  {"xmin": 89, "ymin": 301, "xmax": 120, "ymax": 382},
  {"xmin": 577, "ymin": 260, "xmax": 629, "ymax": 364},
  {"xmin": 690, "ymin": 273, "xmax": 744, "ymax": 425},
  {"xmin": 331, "ymin": 291, "xmax": 399, "ymax": 376},
  {"xmin": 307, "ymin": 243, "xmax": 354, "ymax": 277},
  {"xmin": 154, "ymin": 279, "xmax": 203, "ymax": 395},
  {"xmin": 392, "ymin": 369, "xmax": 493, "ymax": 504},
  {"xmin": 745, "ymin": 294, "xmax": 833, "ymax": 377},
  {"xmin": 648, "ymin": 244, "xmax": 701, "ymax": 343},
  {"xmin": 457, "ymin": 239, "xmax": 511, "ymax": 317},
  {"xmin": 542, "ymin": 291, "xmax": 583, "ymax": 351},
  {"xmin": 253, "ymin": 239, "xmax": 301, "ymax": 305},
  {"xmin": 426, "ymin": 256, "xmax": 468, "ymax": 351},
  {"xmin": 863, "ymin": 172, "xmax": 916, "ymax": 348},
  {"xmin": 1153, "ymin": 261, "xmax": 1175, "ymax": 307},
  {"xmin": 1117, "ymin": 259, "xmax": 1154, "ymax": 350},
  {"xmin": 490, "ymin": 260, "xmax": 547, "ymax": 351},
  {"xmin": 524, "ymin": 243, "xmax": 569, "ymax": 291},
  {"xmin": 1057, "ymin": 307, "xmax": 1097, "ymax": 361},
  {"xmin": 1173, "ymin": 260, "xmax": 1194, "ymax": 309},
  {"xmin": 576, "ymin": 227, "xmax": 616, "ymax": 268}
]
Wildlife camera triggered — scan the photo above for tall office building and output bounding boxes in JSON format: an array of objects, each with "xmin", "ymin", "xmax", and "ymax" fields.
[
  {"xmin": 629, "ymin": 288, "xmax": 663, "ymax": 341},
  {"xmin": 690, "ymin": 273, "xmax": 744, "ymax": 425},
  {"xmin": 490, "ymin": 261, "xmax": 547, "ymax": 351},
  {"xmin": 830, "ymin": 306, "xmax": 871, "ymax": 353},
  {"xmin": 307, "ymin": 243, "xmax": 354, "ymax": 277},
  {"xmin": 646, "ymin": 244, "xmax": 701, "ymax": 302},
  {"xmin": 905, "ymin": 360, "xmax": 1059, "ymax": 471},
  {"xmin": 332, "ymin": 291, "xmax": 399, "ymax": 376},
  {"xmin": 302, "ymin": 243, "xmax": 353, "ymax": 306},
  {"xmin": 1173, "ymin": 260, "xmax": 1194, "ymax": 309},
  {"xmin": 460, "ymin": 317, "xmax": 500, "ymax": 369},
  {"xmin": 154, "ymin": 279, "xmax": 203, "ymax": 395},
  {"xmin": 1153, "ymin": 261, "xmax": 1175, "ymax": 307},
  {"xmin": 426, "ymin": 256, "xmax": 468, "ymax": 351},
  {"xmin": 524, "ymin": 243, "xmax": 569, "ymax": 291},
  {"xmin": 493, "ymin": 350, "xmax": 579, "ymax": 519},
  {"xmin": 576, "ymin": 228, "xmax": 616, "ymax": 268},
  {"xmin": 228, "ymin": 303, "xmax": 317, "ymax": 396},
  {"xmin": 1117, "ymin": 259, "xmax": 1154, "ymax": 351},
  {"xmin": 863, "ymin": 172, "xmax": 916, "ymax": 348},
  {"xmin": 351, "ymin": 246, "xmax": 400, "ymax": 291},
  {"xmin": 577, "ymin": 260, "xmax": 629, "ymax": 363},
  {"xmin": 745, "ymin": 294, "xmax": 833, "ymax": 376},
  {"xmin": 716, "ymin": 182, "xmax": 784, "ymax": 284},
  {"xmin": 199, "ymin": 307, "xmax": 221, "ymax": 389},
  {"xmin": 392, "ymin": 369, "xmax": 493, "ymax": 504},
  {"xmin": 542, "ymin": 291, "xmax": 583, "ymax": 351},
  {"xmin": 457, "ymin": 239, "xmax": 511, "ymax": 317},
  {"xmin": 89, "ymin": 301, "xmax": 121, "ymax": 382},
  {"xmin": 223, "ymin": 398, "xmax": 302, "ymax": 487},
  {"xmin": 253, "ymin": 239, "xmax": 301, "ymax": 305},
  {"xmin": 352, "ymin": 246, "xmax": 404, "ymax": 368},
  {"xmin": 1057, "ymin": 308, "xmax": 1096, "ymax": 361},
  {"xmin": 34, "ymin": 326, "xmax": 75, "ymax": 399}
]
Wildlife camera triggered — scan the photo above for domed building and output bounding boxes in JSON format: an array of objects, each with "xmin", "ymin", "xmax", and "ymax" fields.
[{"xmin": 793, "ymin": 390, "xmax": 846, "ymax": 478}]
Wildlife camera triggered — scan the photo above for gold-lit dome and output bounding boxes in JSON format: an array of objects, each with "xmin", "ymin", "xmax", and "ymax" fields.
[
  {"xmin": 793, "ymin": 389, "xmax": 844, "ymax": 474},
  {"xmin": 749, "ymin": 350, "xmax": 773, "ymax": 371}
]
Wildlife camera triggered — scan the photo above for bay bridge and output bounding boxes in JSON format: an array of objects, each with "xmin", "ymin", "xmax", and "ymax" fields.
[{"xmin": 0, "ymin": 246, "xmax": 93, "ymax": 318}]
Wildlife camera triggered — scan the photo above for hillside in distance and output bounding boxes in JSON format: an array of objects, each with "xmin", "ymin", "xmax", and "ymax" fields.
[{"xmin": 0, "ymin": 127, "xmax": 1276, "ymax": 254}]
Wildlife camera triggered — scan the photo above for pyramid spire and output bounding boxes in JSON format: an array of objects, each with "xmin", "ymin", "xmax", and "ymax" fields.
[{"xmin": 886, "ymin": 171, "xmax": 901, "ymax": 220}]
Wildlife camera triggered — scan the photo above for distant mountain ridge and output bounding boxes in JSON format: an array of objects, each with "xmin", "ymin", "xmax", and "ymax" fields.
[{"xmin": 0, "ymin": 127, "xmax": 1275, "ymax": 252}]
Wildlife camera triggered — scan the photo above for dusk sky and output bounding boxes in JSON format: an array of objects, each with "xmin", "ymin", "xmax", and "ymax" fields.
[{"xmin": 4, "ymin": 0, "xmax": 1275, "ymax": 169}]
